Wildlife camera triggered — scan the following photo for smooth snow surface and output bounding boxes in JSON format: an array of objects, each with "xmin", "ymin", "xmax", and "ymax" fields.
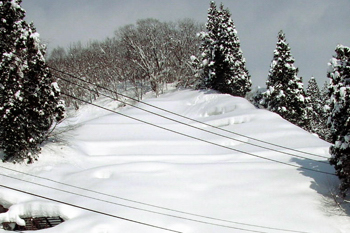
[{"xmin": 0, "ymin": 89, "xmax": 349, "ymax": 233}]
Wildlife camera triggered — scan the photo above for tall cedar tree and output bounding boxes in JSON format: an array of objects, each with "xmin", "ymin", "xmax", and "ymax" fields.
[
  {"xmin": 306, "ymin": 77, "xmax": 327, "ymax": 137},
  {"xmin": 328, "ymin": 45, "xmax": 350, "ymax": 196},
  {"xmin": 261, "ymin": 30, "xmax": 308, "ymax": 128},
  {"xmin": 0, "ymin": 0, "xmax": 65, "ymax": 163},
  {"xmin": 320, "ymin": 81, "xmax": 332, "ymax": 142},
  {"xmin": 197, "ymin": 1, "xmax": 251, "ymax": 97}
]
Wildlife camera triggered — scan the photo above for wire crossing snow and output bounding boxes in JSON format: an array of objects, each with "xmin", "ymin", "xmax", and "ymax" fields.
[{"xmin": 0, "ymin": 89, "xmax": 348, "ymax": 233}]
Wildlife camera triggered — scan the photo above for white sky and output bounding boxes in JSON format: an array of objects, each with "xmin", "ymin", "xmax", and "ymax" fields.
[{"xmin": 22, "ymin": 0, "xmax": 350, "ymax": 88}]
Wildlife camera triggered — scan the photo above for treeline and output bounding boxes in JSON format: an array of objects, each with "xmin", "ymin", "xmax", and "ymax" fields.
[
  {"xmin": 4, "ymin": 0, "xmax": 349, "ymax": 199},
  {"xmin": 249, "ymin": 31, "xmax": 333, "ymax": 143},
  {"xmin": 250, "ymin": 36, "xmax": 350, "ymax": 197},
  {"xmin": 48, "ymin": 18, "xmax": 203, "ymax": 108}
]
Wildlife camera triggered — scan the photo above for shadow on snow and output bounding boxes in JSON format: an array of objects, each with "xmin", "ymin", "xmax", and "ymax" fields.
[{"xmin": 291, "ymin": 157, "xmax": 350, "ymax": 216}]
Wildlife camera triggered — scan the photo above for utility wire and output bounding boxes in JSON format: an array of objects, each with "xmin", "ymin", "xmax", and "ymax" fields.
[
  {"xmin": 49, "ymin": 66, "xmax": 329, "ymax": 159},
  {"xmin": 58, "ymin": 75, "xmax": 329, "ymax": 165},
  {"xmin": 61, "ymin": 92, "xmax": 336, "ymax": 176},
  {"xmin": 0, "ymin": 183, "xmax": 182, "ymax": 233},
  {"xmin": 0, "ymin": 172, "xmax": 286, "ymax": 233},
  {"xmin": 0, "ymin": 68, "xmax": 324, "ymax": 233},
  {"xmin": 0, "ymin": 165, "xmax": 309, "ymax": 233}
]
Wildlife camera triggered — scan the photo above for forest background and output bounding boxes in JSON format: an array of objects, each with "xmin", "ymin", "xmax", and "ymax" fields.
[{"xmin": 22, "ymin": 0, "xmax": 350, "ymax": 88}]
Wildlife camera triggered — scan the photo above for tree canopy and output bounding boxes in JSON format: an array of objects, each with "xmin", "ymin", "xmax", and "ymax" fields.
[
  {"xmin": 195, "ymin": 1, "xmax": 251, "ymax": 97},
  {"xmin": 0, "ymin": 0, "xmax": 65, "ymax": 163},
  {"xmin": 260, "ymin": 30, "xmax": 308, "ymax": 128}
]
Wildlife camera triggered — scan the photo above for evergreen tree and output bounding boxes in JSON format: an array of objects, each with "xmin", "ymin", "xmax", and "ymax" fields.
[
  {"xmin": 248, "ymin": 86, "xmax": 266, "ymax": 108},
  {"xmin": 319, "ymin": 81, "xmax": 333, "ymax": 142},
  {"xmin": 260, "ymin": 30, "xmax": 308, "ymax": 128},
  {"xmin": 321, "ymin": 80, "xmax": 331, "ymax": 113},
  {"xmin": 306, "ymin": 77, "xmax": 324, "ymax": 135},
  {"xmin": 327, "ymin": 44, "xmax": 350, "ymax": 196},
  {"xmin": 196, "ymin": 1, "xmax": 251, "ymax": 97},
  {"xmin": 0, "ymin": 0, "xmax": 65, "ymax": 163}
]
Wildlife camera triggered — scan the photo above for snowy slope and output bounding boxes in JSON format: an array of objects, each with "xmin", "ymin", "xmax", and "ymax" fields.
[{"xmin": 0, "ymin": 89, "xmax": 349, "ymax": 233}]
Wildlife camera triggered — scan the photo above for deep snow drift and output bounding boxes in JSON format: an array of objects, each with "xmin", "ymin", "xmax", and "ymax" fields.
[{"xmin": 0, "ymin": 89, "xmax": 349, "ymax": 233}]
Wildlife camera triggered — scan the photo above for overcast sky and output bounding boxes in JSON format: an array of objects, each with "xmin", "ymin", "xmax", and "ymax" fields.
[{"xmin": 22, "ymin": 0, "xmax": 349, "ymax": 88}]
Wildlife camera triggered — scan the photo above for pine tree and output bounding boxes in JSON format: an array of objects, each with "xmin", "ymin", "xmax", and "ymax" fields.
[
  {"xmin": 196, "ymin": 1, "xmax": 251, "ymax": 97},
  {"xmin": 319, "ymin": 81, "xmax": 333, "ymax": 142},
  {"xmin": 306, "ymin": 77, "xmax": 324, "ymax": 135},
  {"xmin": 321, "ymin": 80, "xmax": 331, "ymax": 113},
  {"xmin": 260, "ymin": 30, "xmax": 308, "ymax": 128},
  {"xmin": 248, "ymin": 86, "xmax": 266, "ymax": 108},
  {"xmin": 0, "ymin": 0, "xmax": 65, "ymax": 163},
  {"xmin": 327, "ymin": 44, "xmax": 350, "ymax": 196},
  {"xmin": 305, "ymin": 79, "xmax": 332, "ymax": 141}
]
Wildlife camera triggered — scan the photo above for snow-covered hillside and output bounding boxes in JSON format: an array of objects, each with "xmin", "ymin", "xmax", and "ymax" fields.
[{"xmin": 0, "ymin": 89, "xmax": 349, "ymax": 233}]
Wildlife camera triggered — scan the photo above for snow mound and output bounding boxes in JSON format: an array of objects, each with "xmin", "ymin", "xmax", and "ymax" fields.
[{"xmin": 0, "ymin": 89, "xmax": 349, "ymax": 233}]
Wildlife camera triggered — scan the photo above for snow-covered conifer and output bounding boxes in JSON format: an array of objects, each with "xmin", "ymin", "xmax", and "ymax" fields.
[
  {"xmin": 321, "ymin": 81, "xmax": 331, "ymax": 112},
  {"xmin": 327, "ymin": 45, "xmax": 350, "ymax": 196},
  {"xmin": 248, "ymin": 86, "xmax": 266, "ymax": 108},
  {"xmin": 306, "ymin": 77, "xmax": 325, "ymax": 135},
  {"xmin": 0, "ymin": 0, "xmax": 65, "ymax": 163},
  {"xmin": 196, "ymin": 1, "xmax": 251, "ymax": 97},
  {"xmin": 260, "ymin": 31, "xmax": 308, "ymax": 128},
  {"xmin": 319, "ymin": 81, "xmax": 333, "ymax": 142},
  {"xmin": 304, "ymin": 77, "xmax": 332, "ymax": 141},
  {"xmin": 306, "ymin": 77, "xmax": 321, "ymax": 105}
]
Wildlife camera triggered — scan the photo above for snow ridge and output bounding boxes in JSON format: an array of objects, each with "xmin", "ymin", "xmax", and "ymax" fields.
[{"xmin": 0, "ymin": 90, "xmax": 348, "ymax": 233}]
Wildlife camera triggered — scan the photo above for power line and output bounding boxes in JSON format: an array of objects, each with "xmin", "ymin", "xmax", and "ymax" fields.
[
  {"xmin": 0, "ymin": 67, "xmax": 325, "ymax": 232},
  {"xmin": 0, "ymin": 183, "xmax": 182, "ymax": 233},
  {"xmin": 1, "ymin": 172, "xmax": 292, "ymax": 233},
  {"xmin": 57, "ymin": 74, "xmax": 329, "ymax": 166},
  {"xmin": 49, "ymin": 66, "xmax": 329, "ymax": 160},
  {"xmin": 0, "ymin": 165, "xmax": 309, "ymax": 233},
  {"xmin": 61, "ymin": 92, "xmax": 336, "ymax": 176}
]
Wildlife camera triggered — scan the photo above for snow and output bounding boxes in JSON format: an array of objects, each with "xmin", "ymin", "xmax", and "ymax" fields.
[
  {"xmin": 297, "ymin": 94, "xmax": 305, "ymax": 102},
  {"xmin": 190, "ymin": 55, "xmax": 197, "ymax": 62},
  {"xmin": 30, "ymin": 32, "xmax": 41, "ymax": 43},
  {"xmin": 0, "ymin": 89, "xmax": 349, "ymax": 233},
  {"xmin": 202, "ymin": 59, "xmax": 208, "ymax": 66},
  {"xmin": 51, "ymin": 82, "xmax": 60, "ymax": 93},
  {"xmin": 340, "ymin": 87, "xmax": 348, "ymax": 97},
  {"xmin": 14, "ymin": 90, "xmax": 22, "ymax": 101},
  {"xmin": 10, "ymin": 0, "xmax": 21, "ymax": 10}
]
